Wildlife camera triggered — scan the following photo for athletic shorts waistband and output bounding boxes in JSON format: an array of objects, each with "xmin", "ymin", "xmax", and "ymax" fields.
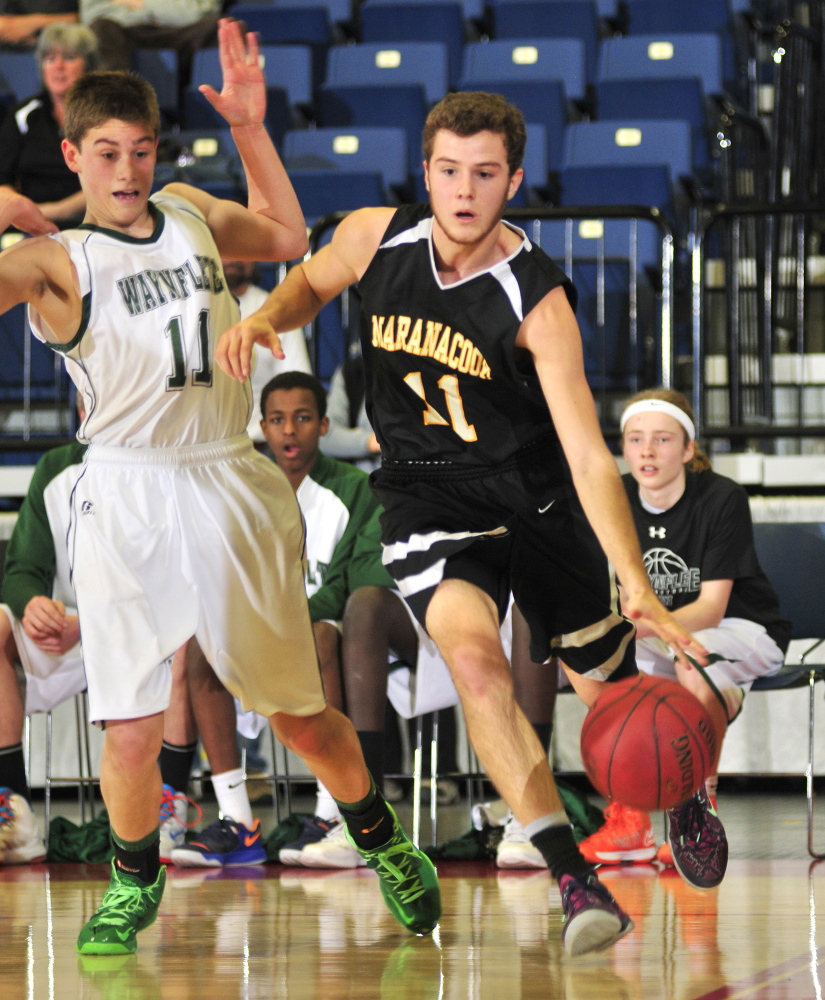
[
  {"xmin": 379, "ymin": 436, "xmax": 557, "ymax": 483},
  {"xmin": 85, "ymin": 434, "xmax": 254, "ymax": 467}
]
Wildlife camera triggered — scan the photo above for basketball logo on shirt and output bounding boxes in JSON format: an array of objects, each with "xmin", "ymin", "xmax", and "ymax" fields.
[{"xmin": 643, "ymin": 548, "xmax": 701, "ymax": 606}]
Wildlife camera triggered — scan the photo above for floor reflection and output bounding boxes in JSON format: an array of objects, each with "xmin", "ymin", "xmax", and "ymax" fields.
[{"xmin": 7, "ymin": 861, "xmax": 825, "ymax": 999}]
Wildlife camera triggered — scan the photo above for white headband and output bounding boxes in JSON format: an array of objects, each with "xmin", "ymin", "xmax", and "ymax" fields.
[{"xmin": 620, "ymin": 399, "xmax": 696, "ymax": 441}]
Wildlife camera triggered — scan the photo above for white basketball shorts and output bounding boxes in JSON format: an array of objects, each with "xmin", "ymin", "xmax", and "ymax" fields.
[
  {"xmin": 636, "ymin": 617, "xmax": 784, "ymax": 722},
  {"xmin": 0, "ymin": 604, "xmax": 86, "ymax": 714},
  {"xmin": 67, "ymin": 435, "xmax": 325, "ymax": 723}
]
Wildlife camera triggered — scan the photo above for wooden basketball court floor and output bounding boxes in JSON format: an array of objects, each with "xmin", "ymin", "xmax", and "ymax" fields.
[{"xmin": 5, "ymin": 791, "xmax": 825, "ymax": 1000}]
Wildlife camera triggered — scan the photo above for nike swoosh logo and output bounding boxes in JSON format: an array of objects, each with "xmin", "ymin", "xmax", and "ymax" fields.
[
  {"xmin": 361, "ymin": 817, "xmax": 387, "ymax": 835},
  {"xmin": 538, "ymin": 500, "xmax": 555, "ymax": 514},
  {"xmin": 244, "ymin": 834, "xmax": 259, "ymax": 846},
  {"xmin": 228, "ymin": 781, "xmax": 245, "ymax": 790}
]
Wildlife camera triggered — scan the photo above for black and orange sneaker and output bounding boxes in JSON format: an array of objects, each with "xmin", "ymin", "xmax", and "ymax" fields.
[{"xmin": 170, "ymin": 817, "xmax": 266, "ymax": 868}]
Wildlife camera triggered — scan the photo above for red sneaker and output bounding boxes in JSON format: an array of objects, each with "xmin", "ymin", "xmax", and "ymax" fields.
[{"xmin": 579, "ymin": 803, "xmax": 657, "ymax": 865}]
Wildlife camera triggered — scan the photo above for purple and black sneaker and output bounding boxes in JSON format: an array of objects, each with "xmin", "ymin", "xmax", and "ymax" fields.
[
  {"xmin": 559, "ymin": 870, "xmax": 634, "ymax": 956},
  {"xmin": 667, "ymin": 785, "xmax": 728, "ymax": 890}
]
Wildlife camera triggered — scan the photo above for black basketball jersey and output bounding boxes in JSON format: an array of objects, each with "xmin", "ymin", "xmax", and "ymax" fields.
[
  {"xmin": 623, "ymin": 469, "xmax": 792, "ymax": 652},
  {"xmin": 357, "ymin": 203, "xmax": 577, "ymax": 467}
]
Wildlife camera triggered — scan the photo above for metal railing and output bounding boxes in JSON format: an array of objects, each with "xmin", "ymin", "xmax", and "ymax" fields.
[{"xmin": 691, "ymin": 200, "xmax": 825, "ymax": 447}]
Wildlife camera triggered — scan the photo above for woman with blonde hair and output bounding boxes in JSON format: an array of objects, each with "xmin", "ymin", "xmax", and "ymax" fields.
[{"xmin": 579, "ymin": 388, "xmax": 790, "ymax": 889}]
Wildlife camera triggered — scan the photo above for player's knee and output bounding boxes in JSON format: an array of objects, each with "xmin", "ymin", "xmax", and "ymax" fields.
[
  {"xmin": 273, "ymin": 711, "xmax": 330, "ymax": 760},
  {"xmin": 104, "ymin": 719, "xmax": 164, "ymax": 769},
  {"xmin": 449, "ymin": 643, "xmax": 512, "ymax": 702}
]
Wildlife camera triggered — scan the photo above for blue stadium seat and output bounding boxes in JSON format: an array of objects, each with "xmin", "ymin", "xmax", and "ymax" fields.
[
  {"xmin": 284, "ymin": 127, "xmax": 408, "ymax": 192},
  {"xmin": 624, "ymin": 0, "xmax": 738, "ymax": 82},
  {"xmin": 596, "ymin": 80, "xmax": 709, "ymax": 171},
  {"xmin": 0, "ymin": 303, "xmax": 67, "ymax": 402},
  {"xmin": 287, "ymin": 170, "xmax": 386, "ymax": 224},
  {"xmin": 188, "ymin": 43, "xmax": 312, "ymax": 109},
  {"xmin": 490, "ymin": 0, "xmax": 601, "ymax": 82},
  {"xmin": 317, "ymin": 83, "xmax": 427, "ymax": 175},
  {"xmin": 461, "ymin": 37, "xmax": 586, "ymax": 102},
  {"xmin": 258, "ymin": 0, "xmax": 352, "ymax": 25},
  {"xmin": 598, "ymin": 33, "xmax": 722, "ymax": 95},
  {"xmin": 458, "ymin": 79, "xmax": 567, "ymax": 172},
  {"xmin": 360, "ymin": 0, "xmax": 465, "ymax": 87},
  {"xmin": 186, "ymin": 45, "xmax": 310, "ymax": 139},
  {"xmin": 324, "ymin": 42, "xmax": 448, "ymax": 105},
  {"xmin": 0, "ymin": 52, "xmax": 39, "ymax": 103},
  {"xmin": 537, "ymin": 216, "xmax": 664, "ymax": 270},
  {"xmin": 561, "ymin": 119, "xmax": 692, "ymax": 217},
  {"xmin": 508, "ymin": 122, "xmax": 548, "ymax": 205},
  {"xmin": 229, "ymin": 4, "xmax": 332, "ymax": 92},
  {"xmin": 133, "ymin": 49, "xmax": 179, "ymax": 116}
]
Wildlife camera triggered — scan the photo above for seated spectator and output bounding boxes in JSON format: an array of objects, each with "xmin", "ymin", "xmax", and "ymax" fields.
[
  {"xmin": 0, "ymin": 21, "xmax": 96, "ymax": 226},
  {"xmin": 221, "ymin": 259, "xmax": 311, "ymax": 442},
  {"xmin": 80, "ymin": 0, "xmax": 218, "ymax": 84},
  {"xmin": 171, "ymin": 372, "xmax": 387, "ymax": 868},
  {"xmin": 578, "ymin": 389, "xmax": 791, "ymax": 889},
  {"xmin": 320, "ymin": 354, "xmax": 381, "ymax": 472},
  {"xmin": 0, "ymin": 0, "xmax": 78, "ymax": 51},
  {"xmin": 0, "ymin": 430, "xmax": 87, "ymax": 864}
]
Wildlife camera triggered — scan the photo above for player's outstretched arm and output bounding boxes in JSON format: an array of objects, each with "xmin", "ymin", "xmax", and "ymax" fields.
[
  {"xmin": 0, "ymin": 193, "xmax": 81, "ymax": 335},
  {"xmin": 178, "ymin": 19, "xmax": 306, "ymax": 262},
  {"xmin": 215, "ymin": 206, "xmax": 393, "ymax": 380},
  {"xmin": 517, "ymin": 286, "xmax": 707, "ymax": 669}
]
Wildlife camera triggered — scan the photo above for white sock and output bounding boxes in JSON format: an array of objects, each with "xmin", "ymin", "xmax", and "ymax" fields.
[
  {"xmin": 315, "ymin": 781, "xmax": 341, "ymax": 822},
  {"xmin": 212, "ymin": 768, "xmax": 254, "ymax": 828}
]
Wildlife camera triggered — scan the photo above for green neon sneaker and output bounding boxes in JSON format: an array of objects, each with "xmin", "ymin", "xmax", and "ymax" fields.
[
  {"xmin": 77, "ymin": 861, "xmax": 166, "ymax": 955},
  {"xmin": 347, "ymin": 804, "xmax": 441, "ymax": 935}
]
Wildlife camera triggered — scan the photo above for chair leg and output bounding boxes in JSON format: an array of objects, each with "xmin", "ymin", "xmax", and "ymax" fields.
[
  {"xmin": 412, "ymin": 715, "xmax": 423, "ymax": 848},
  {"xmin": 23, "ymin": 715, "xmax": 31, "ymax": 788},
  {"xmin": 80, "ymin": 695, "xmax": 96, "ymax": 820},
  {"xmin": 430, "ymin": 711, "xmax": 439, "ymax": 848},
  {"xmin": 45, "ymin": 711, "xmax": 52, "ymax": 851},
  {"xmin": 807, "ymin": 668, "xmax": 825, "ymax": 860},
  {"xmin": 267, "ymin": 728, "xmax": 281, "ymax": 825}
]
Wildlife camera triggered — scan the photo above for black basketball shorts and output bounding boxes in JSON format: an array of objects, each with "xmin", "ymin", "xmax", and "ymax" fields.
[{"xmin": 372, "ymin": 439, "xmax": 637, "ymax": 683}]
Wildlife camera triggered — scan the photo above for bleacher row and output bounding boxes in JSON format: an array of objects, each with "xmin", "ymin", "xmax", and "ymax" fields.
[{"xmin": 0, "ymin": 0, "xmax": 768, "ymax": 229}]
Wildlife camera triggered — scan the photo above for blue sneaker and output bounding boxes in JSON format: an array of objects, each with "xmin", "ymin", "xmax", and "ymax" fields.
[{"xmin": 170, "ymin": 817, "xmax": 266, "ymax": 868}]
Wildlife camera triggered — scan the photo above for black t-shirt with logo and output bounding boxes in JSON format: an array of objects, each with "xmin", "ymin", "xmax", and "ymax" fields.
[{"xmin": 623, "ymin": 469, "xmax": 791, "ymax": 652}]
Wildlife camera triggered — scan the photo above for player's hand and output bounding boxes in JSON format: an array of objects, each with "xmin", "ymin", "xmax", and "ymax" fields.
[
  {"xmin": 22, "ymin": 596, "xmax": 67, "ymax": 641},
  {"xmin": 622, "ymin": 587, "xmax": 708, "ymax": 669},
  {"xmin": 199, "ymin": 19, "xmax": 266, "ymax": 128},
  {"xmin": 216, "ymin": 313, "xmax": 284, "ymax": 380},
  {"xmin": 0, "ymin": 191, "xmax": 58, "ymax": 237},
  {"xmin": 30, "ymin": 616, "xmax": 79, "ymax": 656}
]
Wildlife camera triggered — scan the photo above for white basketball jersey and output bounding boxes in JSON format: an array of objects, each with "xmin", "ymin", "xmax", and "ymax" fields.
[{"xmin": 29, "ymin": 192, "xmax": 250, "ymax": 447}]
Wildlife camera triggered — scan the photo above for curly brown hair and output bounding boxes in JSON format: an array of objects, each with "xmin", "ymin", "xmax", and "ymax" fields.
[
  {"xmin": 621, "ymin": 388, "xmax": 712, "ymax": 472},
  {"xmin": 422, "ymin": 91, "xmax": 526, "ymax": 175}
]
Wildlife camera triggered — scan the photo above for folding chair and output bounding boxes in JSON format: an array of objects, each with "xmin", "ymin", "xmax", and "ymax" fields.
[{"xmin": 751, "ymin": 522, "xmax": 825, "ymax": 860}]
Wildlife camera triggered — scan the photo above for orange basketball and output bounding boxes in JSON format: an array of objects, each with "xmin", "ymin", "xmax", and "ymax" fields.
[{"xmin": 580, "ymin": 674, "xmax": 717, "ymax": 812}]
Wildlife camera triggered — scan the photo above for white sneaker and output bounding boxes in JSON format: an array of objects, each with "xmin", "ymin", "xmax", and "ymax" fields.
[
  {"xmin": 496, "ymin": 815, "xmax": 548, "ymax": 870},
  {"xmin": 0, "ymin": 789, "xmax": 46, "ymax": 864},
  {"xmin": 159, "ymin": 784, "xmax": 200, "ymax": 863},
  {"xmin": 298, "ymin": 821, "xmax": 366, "ymax": 869}
]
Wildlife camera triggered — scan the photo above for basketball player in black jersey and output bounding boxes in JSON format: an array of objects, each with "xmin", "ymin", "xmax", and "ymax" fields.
[{"xmin": 216, "ymin": 92, "xmax": 707, "ymax": 957}]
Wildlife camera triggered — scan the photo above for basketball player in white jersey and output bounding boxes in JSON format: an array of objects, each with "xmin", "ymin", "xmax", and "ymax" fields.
[{"xmin": 0, "ymin": 19, "xmax": 440, "ymax": 954}]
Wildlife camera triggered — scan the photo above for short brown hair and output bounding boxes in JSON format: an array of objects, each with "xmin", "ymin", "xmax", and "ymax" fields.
[
  {"xmin": 422, "ymin": 91, "xmax": 526, "ymax": 175},
  {"xmin": 622, "ymin": 388, "xmax": 712, "ymax": 472},
  {"xmin": 64, "ymin": 71, "xmax": 160, "ymax": 148}
]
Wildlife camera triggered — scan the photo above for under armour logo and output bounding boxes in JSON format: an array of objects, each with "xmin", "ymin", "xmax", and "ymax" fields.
[
  {"xmin": 81, "ymin": 500, "xmax": 95, "ymax": 516},
  {"xmin": 648, "ymin": 525, "xmax": 666, "ymax": 538}
]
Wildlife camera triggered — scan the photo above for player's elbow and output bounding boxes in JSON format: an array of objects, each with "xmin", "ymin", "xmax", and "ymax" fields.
[{"xmin": 275, "ymin": 227, "xmax": 309, "ymax": 262}]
